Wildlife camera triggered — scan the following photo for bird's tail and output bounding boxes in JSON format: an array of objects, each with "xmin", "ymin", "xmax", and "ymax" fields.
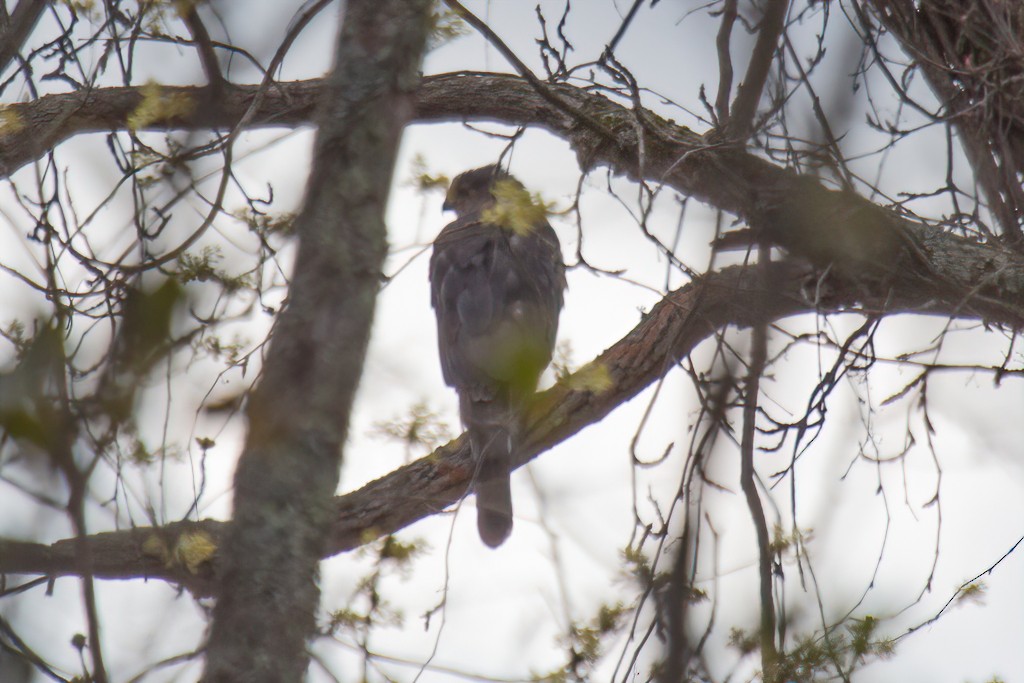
[{"xmin": 462, "ymin": 396, "xmax": 518, "ymax": 547}]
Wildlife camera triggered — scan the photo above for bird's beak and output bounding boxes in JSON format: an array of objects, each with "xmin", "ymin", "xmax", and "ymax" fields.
[{"xmin": 442, "ymin": 199, "xmax": 453, "ymax": 213}]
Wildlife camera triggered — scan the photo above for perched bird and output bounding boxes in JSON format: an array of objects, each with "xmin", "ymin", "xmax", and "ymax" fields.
[{"xmin": 429, "ymin": 165, "xmax": 566, "ymax": 547}]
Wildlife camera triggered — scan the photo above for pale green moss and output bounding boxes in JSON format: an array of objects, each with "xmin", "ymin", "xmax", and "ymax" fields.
[
  {"xmin": 127, "ymin": 81, "xmax": 194, "ymax": 131},
  {"xmin": 566, "ymin": 362, "xmax": 614, "ymax": 394}
]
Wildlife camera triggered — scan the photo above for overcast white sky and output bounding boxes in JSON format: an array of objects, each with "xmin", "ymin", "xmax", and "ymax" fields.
[{"xmin": 1, "ymin": 1, "xmax": 1022, "ymax": 682}]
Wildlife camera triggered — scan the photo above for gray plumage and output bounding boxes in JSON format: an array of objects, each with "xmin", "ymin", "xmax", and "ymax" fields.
[{"xmin": 429, "ymin": 165, "xmax": 565, "ymax": 547}]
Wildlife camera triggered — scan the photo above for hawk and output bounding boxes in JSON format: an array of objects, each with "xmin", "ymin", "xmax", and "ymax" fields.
[{"xmin": 430, "ymin": 165, "xmax": 566, "ymax": 547}]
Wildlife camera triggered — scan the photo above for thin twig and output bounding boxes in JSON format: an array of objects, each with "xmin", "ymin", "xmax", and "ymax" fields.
[
  {"xmin": 443, "ymin": 0, "xmax": 618, "ymax": 148},
  {"xmin": 739, "ymin": 242, "xmax": 778, "ymax": 679},
  {"xmin": 604, "ymin": 0, "xmax": 644, "ymax": 58},
  {"xmin": 180, "ymin": 3, "xmax": 224, "ymax": 90},
  {"xmin": 0, "ymin": 0, "xmax": 48, "ymax": 83},
  {"xmin": 727, "ymin": 0, "xmax": 791, "ymax": 140},
  {"xmin": 714, "ymin": 0, "xmax": 738, "ymax": 125}
]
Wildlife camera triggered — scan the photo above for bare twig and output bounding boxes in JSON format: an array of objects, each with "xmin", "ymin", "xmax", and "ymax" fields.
[
  {"xmin": 727, "ymin": 0, "xmax": 791, "ymax": 140},
  {"xmin": 739, "ymin": 243, "xmax": 778, "ymax": 678},
  {"xmin": 714, "ymin": 0, "xmax": 739, "ymax": 125},
  {"xmin": 604, "ymin": 0, "xmax": 644, "ymax": 58},
  {"xmin": 0, "ymin": 0, "xmax": 47, "ymax": 83},
  {"xmin": 180, "ymin": 3, "xmax": 224, "ymax": 90},
  {"xmin": 442, "ymin": 0, "xmax": 618, "ymax": 148}
]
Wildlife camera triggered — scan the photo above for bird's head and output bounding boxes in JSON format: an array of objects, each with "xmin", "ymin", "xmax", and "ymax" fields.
[{"xmin": 443, "ymin": 164, "xmax": 519, "ymax": 215}]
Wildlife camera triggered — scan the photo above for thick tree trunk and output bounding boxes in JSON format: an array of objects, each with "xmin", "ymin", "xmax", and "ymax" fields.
[{"xmin": 199, "ymin": 2, "xmax": 430, "ymax": 681}]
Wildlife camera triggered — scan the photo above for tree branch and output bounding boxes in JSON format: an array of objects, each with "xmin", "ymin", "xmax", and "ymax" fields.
[
  {"xmin": 0, "ymin": 0, "xmax": 48, "ymax": 83},
  {"xmin": 180, "ymin": 2, "xmax": 225, "ymax": 91},
  {"xmin": 714, "ymin": 0, "xmax": 739, "ymax": 125},
  {"xmin": 739, "ymin": 248, "xmax": 778, "ymax": 678},
  {"xmin": 725, "ymin": 0, "xmax": 790, "ymax": 140},
  {"xmin": 4, "ymin": 69, "xmax": 1024, "ymax": 602},
  {"xmin": 5, "ymin": 73, "xmax": 1024, "ymax": 310},
  {"xmin": 865, "ymin": 0, "xmax": 1024, "ymax": 241},
  {"xmin": 4, "ymin": 252, "xmax": 1021, "ymax": 595}
]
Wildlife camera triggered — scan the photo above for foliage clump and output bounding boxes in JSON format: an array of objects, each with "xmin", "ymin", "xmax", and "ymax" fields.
[
  {"xmin": 176, "ymin": 246, "xmax": 251, "ymax": 293},
  {"xmin": 730, "ymin": 614, "xmax": 897, "ymax": 682}
]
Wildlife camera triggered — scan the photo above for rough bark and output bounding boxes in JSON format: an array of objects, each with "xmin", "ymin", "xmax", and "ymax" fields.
[
  {"xmin": 4, "ymin": 251, "xmax": 1021, "ymax": 596},
  {"xmin": 2, "ymin": 72, "xmax": 1023, "ymax": 322},
  {"xmin": 3, "ymin": 20, "xmax": 1024, "ymax": 620},
  {"xmin": 199, "ymin": 2, "xmax": 430, "ymax": 682},
  {"xmin": 867, "ymin": 0, "xmax": 1024, "ymax": 240}
]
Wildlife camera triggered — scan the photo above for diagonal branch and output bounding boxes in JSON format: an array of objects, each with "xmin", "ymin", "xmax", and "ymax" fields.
[
  {"xmin": 4, "ymin": 252, "xmax": 1022, "ymax": 595},
  {"xmin": 2, "ymin": 262, "xmax": 811, "ymax": 597},
  {"xmin": 180, "ymin": 3, "xmax": 225, "ymax": 91},
  {"xmin": 0, "ymin": 0, "xmax": 48, "ymax": 83},
  {"xmin": 725, "ymin": 0, "xmax": 791, "ymax": 140},
  {"xmin": 714, "ymin": 0, "xmax": 739, "ymax": 125}
]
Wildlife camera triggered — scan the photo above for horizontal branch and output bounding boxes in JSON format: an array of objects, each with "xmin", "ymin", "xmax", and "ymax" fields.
[
  {"xmin": 3, "ymin": 72, "xmax": 1023, "ymax": 326},
  {"xmin": 3, "ymin": 71, "xmax": 1024, "ymax": 594}
]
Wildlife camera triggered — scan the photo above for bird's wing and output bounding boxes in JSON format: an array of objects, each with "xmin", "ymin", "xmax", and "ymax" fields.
[{"xmin": 429, "ymin": 216, "xmax": 565, "ymax": 396}]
